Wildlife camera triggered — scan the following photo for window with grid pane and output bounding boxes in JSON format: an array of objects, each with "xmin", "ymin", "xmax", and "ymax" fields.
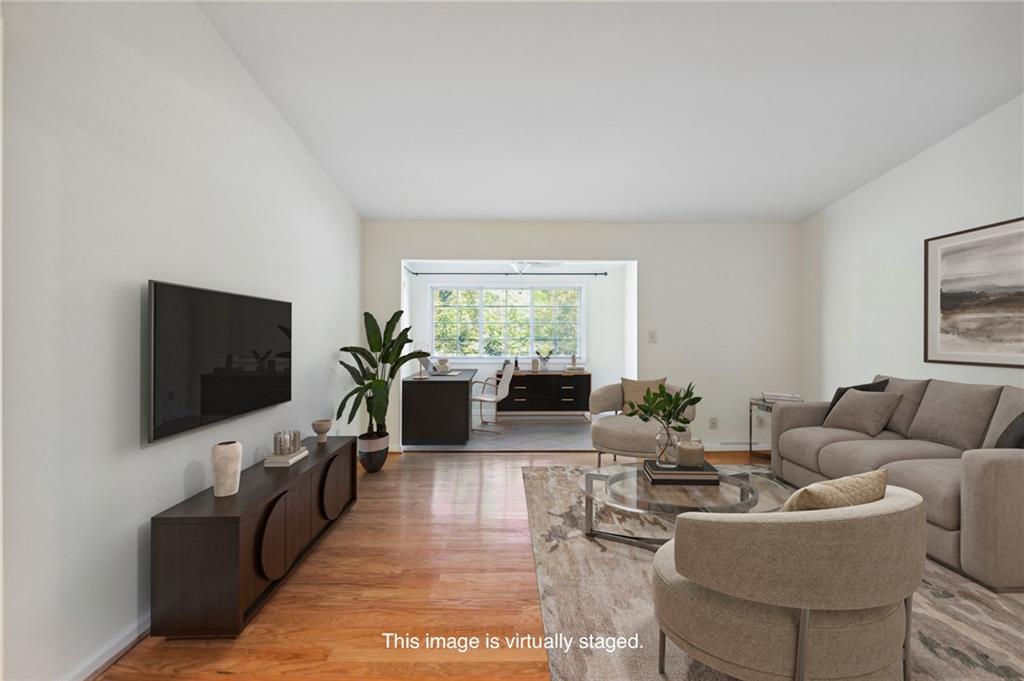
[{"xmin": 431, "ymin": 287, "xmax": 582, "ymax": 358}]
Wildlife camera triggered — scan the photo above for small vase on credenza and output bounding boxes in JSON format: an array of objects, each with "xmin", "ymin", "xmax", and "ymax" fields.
[
  {"xmin": 211, "ymin": 440, "xmax": 243, "ymax": 497},
  {"xmin": 312, "ymin": 419, "xmax": 334, "ymax": 444}
]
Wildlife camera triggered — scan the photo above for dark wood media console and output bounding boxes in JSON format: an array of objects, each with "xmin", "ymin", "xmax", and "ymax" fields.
[{"xmin": 151, "ymin": 436, "xmax": 356, "ymax": 637}]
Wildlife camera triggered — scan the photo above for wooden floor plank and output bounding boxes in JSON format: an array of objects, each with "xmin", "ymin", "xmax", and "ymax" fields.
[{"xmin": 101, "ymin": 450, "xmax": 758, "ymax": 680}]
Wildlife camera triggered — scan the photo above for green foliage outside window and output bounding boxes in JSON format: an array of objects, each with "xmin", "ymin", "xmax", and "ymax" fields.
[{"xmin": 432, "ymin": 287, "xmax": 581, "ymax": 358}]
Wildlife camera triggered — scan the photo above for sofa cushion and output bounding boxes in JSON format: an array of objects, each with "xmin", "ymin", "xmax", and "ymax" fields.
[
  {"xmin": 875, "ymin": 375, "xmax": 929, "ymax": 437},
  {"xmin": 907, "ymin": 380, "xmax": 1002, "ymax": 451},
  {"xmin": 883, "ymin": 459, "xmax": 962, "ymax": 531},
  {"xmin": 592, "ymin": 413, "xmax": 674, "ymax": 455},
  {"xmin": 818, "ymin": 439, "xmax": 962, "ymax": 479},
  {"xmin": 777, "ymin": 427, "xmax": 873, "ymax": 473},
  {"xmin": 983, "ymin": 385, "xmax": 1024, "ymax": 448},
  {"xmin": 782, "ymin": 470, "xmax": 887, "ymax": 512},
  {"xmin": 823, "ymin": 390, "xmax": 902, "ymax": 436},
  {"xmin": 827, "ymin": 379, "xmax": 888, "ymax": 415}
]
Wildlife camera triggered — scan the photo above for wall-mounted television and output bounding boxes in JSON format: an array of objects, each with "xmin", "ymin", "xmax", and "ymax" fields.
[{"xmin": 149, "ymin": 281, "xmax": 292, "ymax": 442}]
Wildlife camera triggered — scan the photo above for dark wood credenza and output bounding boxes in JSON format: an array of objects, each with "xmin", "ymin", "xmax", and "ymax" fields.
[
  {"xmin": 496, "ymin": 370, "xmax": 591, "ymax": 414},
  {"xmin": 150, "ymin": 436, "xmax": 356, "ymax": 638}
]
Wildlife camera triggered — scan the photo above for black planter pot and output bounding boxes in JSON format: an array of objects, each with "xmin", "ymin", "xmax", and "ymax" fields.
[{"xmin": 357, "ymin": 433, "xmax": 389, "ymax": 473}]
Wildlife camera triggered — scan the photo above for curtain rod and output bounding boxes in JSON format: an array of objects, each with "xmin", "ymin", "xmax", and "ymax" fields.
[{"xmin": 403, "ymin": 267, "xmax": 607, "ymax": 277}]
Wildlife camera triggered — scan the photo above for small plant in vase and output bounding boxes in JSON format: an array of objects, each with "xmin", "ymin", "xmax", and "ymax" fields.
[
  {"xmin": 624, "ymin": 383, "xmax": 702, "ymax": 468},
  {"xmin": 337, "ymin": 311, "xmax": 428, "ymax": 473},
  {"xmin": 535, "ymin": 349, "xmax": 554, "ymax": 371}
]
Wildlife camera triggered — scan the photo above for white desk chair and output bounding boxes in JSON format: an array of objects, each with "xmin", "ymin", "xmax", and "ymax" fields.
[{"xmin": 472, "ymin": 361, "xmax": 514, "ymax": 433}]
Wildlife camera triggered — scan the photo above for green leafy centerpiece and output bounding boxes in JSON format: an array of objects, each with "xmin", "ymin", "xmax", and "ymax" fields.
[{"xmin": 624, "ymin": 383, "xmax": 702, "ymax": 467}]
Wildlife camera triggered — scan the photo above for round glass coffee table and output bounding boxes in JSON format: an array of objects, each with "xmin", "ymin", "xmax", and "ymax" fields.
[{"xmin": 579, "ymin": 464, "xmax": 791, "ymax": 550}]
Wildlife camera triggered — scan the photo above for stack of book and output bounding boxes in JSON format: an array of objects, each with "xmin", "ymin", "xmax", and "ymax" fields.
[
  {"xmin": 643, "ymin": 460, "xmax": 720, "ymax": 486},
  {"xmin": 264, "ymin": 447, "xmax": 308, "ymax": 468},
  {"xmin": 761, "ymin": 391, "xmax": 804, "ymax": 404}
]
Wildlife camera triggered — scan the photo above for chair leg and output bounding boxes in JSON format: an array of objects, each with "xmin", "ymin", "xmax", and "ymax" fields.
[
  {"xmin": 597, "ymin": 451, "xmax": 602, "ymax": 468},
  {"xmin": 658, "ymin": 629, "xmax": 666, "ymax": 674},
  {"xmin": 904, "ymin": 595, "xmax": 913, "ymax": 681},
  {"xmin": 795, "ymin": 609, "xmax": 810, "ymax": 681}
]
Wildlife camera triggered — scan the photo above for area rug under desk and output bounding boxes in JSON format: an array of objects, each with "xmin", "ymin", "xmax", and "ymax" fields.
[{"xmin": 522, "ymin": 465, "xmax": 1024, "ymax": 681}]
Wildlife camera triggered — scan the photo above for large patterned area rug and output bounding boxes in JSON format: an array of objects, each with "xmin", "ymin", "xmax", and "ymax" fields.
[{"xmin": 522, "ymin": 464, "xmax": 1024, "ymax": 681}]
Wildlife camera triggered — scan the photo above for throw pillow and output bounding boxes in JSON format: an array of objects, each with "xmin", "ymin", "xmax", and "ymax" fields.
[
  {"xmin": 822, "ymin": 390, "xmax": 902, "ymax": 437},
  {"xmin": 827, "ymin": 378, "xmax": 889, "ymax": 414},
  {"xmin": 782, "ymin": 469, "xmax": 887, "ymax": 512},
  {"xmin": 995, "ymin": 412, "xmax": 1024, "ymax": 449},
  {"xmin": 907, "ymin": 380, "xmax": 1003, "ymax": 451},
  {"xmin": 622, "ymin": 377, "xmax": 667, "ymax": 409},
  {"xmin": 874, "ymin": 375, "xmax": 930, "ymax": 436}
]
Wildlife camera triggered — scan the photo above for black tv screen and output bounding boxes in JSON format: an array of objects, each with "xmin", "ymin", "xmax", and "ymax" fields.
[{"xmin": 149, "ymin": 281, "xmax": 292, "ymax": 442}]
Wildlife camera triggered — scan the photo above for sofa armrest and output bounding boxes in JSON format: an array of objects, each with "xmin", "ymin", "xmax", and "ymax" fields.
[
  {"xmin": 770, "ymin": 401, "xmax": 830, "ymax": 477},
  {"xmin": 673, "ymin": 486, "xmax": 925, "ymax": 610},
  {"xmin": 590, "ymin": 383, "xmax": 623, "ymax": 414},
  {"xmin": 961, "ymin": 448, "xmax": 1024, "ymax": 589}
]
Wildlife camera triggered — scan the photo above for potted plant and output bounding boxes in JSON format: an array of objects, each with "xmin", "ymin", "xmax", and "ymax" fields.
[
  {"xmin": 337, "ymin": 311, "xmax": 428, "ymax": 472},
  {"xmin": 535, "ymin": 348, "xmax": 554, "ymax": 371},
  {"xmin": 624, "ymin": 383, "xmax": 702, "ymax": 467}
]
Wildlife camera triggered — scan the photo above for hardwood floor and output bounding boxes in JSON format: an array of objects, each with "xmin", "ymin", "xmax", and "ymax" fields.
[{"xmin": 101, "ymin": 450, "xmax": 763, "ymax": 681}]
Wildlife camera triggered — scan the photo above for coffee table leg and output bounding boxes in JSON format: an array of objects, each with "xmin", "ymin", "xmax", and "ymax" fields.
[{"xmin": 582, "ymin": 470, "xmax": 666, "ymax": 551}]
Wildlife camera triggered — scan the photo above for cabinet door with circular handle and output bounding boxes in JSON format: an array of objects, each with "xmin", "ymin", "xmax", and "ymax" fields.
[
  {"xmin": 321, "ymin": 455, "xmax": 349, "ymax": 520},
  {"xmin": 259, "ymin": 492, "xmax": 289, "ymax": 581}
]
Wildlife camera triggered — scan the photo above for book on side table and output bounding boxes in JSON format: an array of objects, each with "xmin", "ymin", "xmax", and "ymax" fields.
[{"xmin": 643, "ymin": 459, "xmax": 720, "ymax": 486}]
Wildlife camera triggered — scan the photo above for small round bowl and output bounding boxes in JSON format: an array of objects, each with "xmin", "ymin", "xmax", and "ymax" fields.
[{"xmin": 311, "ymin": 419, "xmax": 334, "ymax": 443}]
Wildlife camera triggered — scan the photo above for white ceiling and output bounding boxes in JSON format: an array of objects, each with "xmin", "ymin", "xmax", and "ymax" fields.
[{"xmin": 202, "ymin": 2, "xmax": 1023, "ymax": 223}]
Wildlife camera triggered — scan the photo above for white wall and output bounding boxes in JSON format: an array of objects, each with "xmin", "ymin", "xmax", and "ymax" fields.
[
  {"xmin": 363, "ymin": 221, "xmax": 803, "ymax": 448},
  {"xmin": 0, "ymin": 12, "xmax": 6, "ymax": 677},
  {"xmin": 2, "ymin": 4, "xmax": 361, "ymax": 679},
  {"xmin": 402, "ymin": 263, "xmax": 630, "ymax": 413},
  {"xmin": 799, "ymin": 96, "xmax": 1024, "ymax": 399}
]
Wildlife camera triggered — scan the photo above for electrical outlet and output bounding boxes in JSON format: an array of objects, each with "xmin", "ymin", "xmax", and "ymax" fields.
[
  {"xmin": 708, "ymin": 416, "xmax": 719, "ymax": 430},
  {"xmin": 647, "ymin": 330, "xmax": 657, "ymax": 343},
  {"xmin": 756, "ymin": 414, "xmax": 767, "ymax": 429}
]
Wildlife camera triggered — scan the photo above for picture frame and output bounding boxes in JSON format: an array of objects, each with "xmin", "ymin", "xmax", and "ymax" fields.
[{"xmin": 924, "ymin": 216, "xmax": 1024, "ymax": 368}]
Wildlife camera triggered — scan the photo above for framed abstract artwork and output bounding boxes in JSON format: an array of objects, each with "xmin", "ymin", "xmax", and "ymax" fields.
[{"xmin": 924, "ymin": 217, "xmax": 1024, "ymax": 368}]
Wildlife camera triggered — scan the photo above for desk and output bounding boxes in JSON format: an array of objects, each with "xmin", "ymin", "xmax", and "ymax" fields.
[{"xmin": 402, "ymin": 369, "xmax": 478, "ymax": 445}]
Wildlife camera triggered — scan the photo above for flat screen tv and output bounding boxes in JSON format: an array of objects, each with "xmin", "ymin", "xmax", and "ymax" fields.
[{"xmin": 149, "ymin": 281, "xmax": 292, "ymax": 442}]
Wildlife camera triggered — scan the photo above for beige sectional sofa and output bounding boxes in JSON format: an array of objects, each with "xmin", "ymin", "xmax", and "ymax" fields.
[{"xmin": 771, "ymin": 376, "xmax": 1024, "ymax": 592}]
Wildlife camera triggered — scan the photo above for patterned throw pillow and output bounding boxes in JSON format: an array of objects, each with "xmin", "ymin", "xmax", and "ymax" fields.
[{"xmin": 782, "ymin": 469, "xmax": 888, "ymax": 512}]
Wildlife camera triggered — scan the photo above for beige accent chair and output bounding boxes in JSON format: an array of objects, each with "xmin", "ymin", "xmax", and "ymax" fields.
[
  {"xmin": 590, "ymin": 382, "xmax": 696, "ymax": 467},
  {"xmin": 653, "ymin": 486, "xmax": 926, "ymax": 681}
]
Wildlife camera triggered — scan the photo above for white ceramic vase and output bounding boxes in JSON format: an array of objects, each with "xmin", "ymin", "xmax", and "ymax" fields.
[{"xmin": 211, "ymin": 441, "xmax": 243, "ymax": 497}]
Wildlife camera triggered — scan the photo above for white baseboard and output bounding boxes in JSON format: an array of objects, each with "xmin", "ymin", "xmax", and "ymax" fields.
[
  {"xmin": 703, "ymin": 441, "xmax": 770, "ymax": 452},
  {"xmin": 70, "ymin": 615, "xmax": 149, "ymax": 681}
]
